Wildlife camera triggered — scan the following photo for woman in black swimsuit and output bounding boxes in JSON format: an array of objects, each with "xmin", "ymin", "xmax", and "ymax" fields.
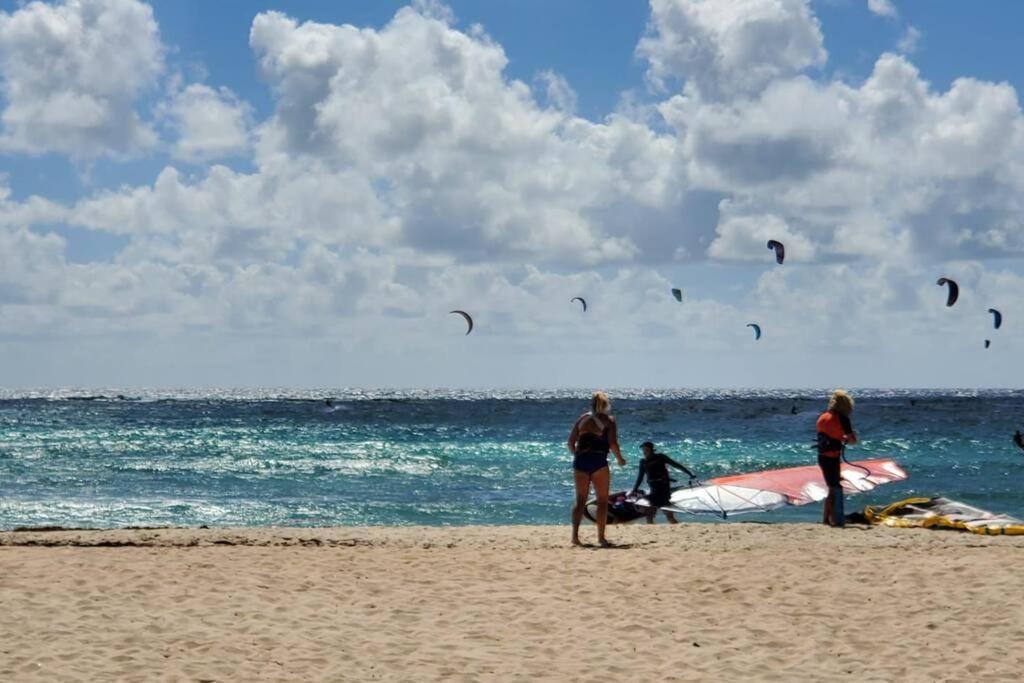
[{"xmin": 567, "ymin": 391, "xmax": 626, "ymax": 547}]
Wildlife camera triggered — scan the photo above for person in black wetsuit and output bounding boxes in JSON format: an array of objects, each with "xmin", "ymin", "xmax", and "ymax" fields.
[
  {"xmin": 567, "ymin": 391, "xmax": 626, "ymax": 547},
  {"xmin": 630, "ymin": 441, "xmax": 695, "ymax": 524}
]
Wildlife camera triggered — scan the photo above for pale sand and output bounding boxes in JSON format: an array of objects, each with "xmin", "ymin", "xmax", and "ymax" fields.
[{"xmin": 2, "ymin": 525, "xmax": 1023, "ymax": 682}]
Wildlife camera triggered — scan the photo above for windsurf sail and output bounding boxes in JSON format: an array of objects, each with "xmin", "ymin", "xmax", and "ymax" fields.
[
  {"xmin": 634, "ymin": 459, "xmax": 908, "ymax": 519},
  {"xmin": 861, "ymin": 496, "xmax": 1024, "ymax": 536}
]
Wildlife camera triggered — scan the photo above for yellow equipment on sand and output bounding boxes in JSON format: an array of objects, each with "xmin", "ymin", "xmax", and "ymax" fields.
[{"xmin": 863, "ymin": 496, "xmax": 1024, "ymax": 535}]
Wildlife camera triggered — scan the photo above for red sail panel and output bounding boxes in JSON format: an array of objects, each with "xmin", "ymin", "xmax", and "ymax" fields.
[{"xmin": 708, "ymin": 459, "xmax": 908, "ymax": 507}]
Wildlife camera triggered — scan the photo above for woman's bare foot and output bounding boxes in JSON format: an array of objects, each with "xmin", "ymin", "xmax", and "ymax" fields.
[
  {"xmin": 598, "ymin": 538, "xmax": 614, "ymax": 548},
  {"xmin": 572, "ymin": 537, "xmax": 583, "ymax": 546}
]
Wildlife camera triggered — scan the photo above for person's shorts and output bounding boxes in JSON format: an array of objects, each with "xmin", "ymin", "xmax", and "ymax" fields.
[
  {"xmin": 646, "ymin": 485, "xmax": 672, "ymax": 508},
  {"xmin": 817, "ymin": 453, "xmax": 842, "ymax": 488}
]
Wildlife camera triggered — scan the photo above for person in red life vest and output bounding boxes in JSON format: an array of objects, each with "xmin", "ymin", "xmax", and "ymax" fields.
[{"xmin": 816, "ymin": 390, "xmax": 858, "ymax": 527}]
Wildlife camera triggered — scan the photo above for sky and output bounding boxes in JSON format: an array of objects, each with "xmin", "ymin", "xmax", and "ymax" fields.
[{"xmin": 1, "ymin": 0, "xmax": 1024, "ymax": 389}]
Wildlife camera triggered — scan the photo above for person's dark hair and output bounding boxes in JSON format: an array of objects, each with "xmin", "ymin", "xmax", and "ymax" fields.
[{"xmin": 640, "ymin": 441, "xmax": 654, "ymax": 449}]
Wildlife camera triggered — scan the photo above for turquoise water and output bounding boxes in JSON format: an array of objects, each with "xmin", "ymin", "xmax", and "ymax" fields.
[{"xmin": 0, "ymin": 389, "xmax": 1021, "ymax": 529}]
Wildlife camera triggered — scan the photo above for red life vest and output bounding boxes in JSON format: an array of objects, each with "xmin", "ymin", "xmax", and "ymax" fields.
[{"xmin": 816, "ymin": 411, "xmax": 850, "ymax": 457}]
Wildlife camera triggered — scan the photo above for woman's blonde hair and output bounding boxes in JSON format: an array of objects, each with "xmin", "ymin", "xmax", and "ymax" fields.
[
  {"xmin": 828, "ymin": 389, "xmax": 854, "ymax": 416},
  {"xmin": 591, "ymin": 391, "xmax": 611, "ymax": 415}
]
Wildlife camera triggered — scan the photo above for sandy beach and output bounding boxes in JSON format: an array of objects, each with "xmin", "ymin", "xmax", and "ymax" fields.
[{"xmin": 1, "ymin": 524, "xmax": 1022, "ymax": 682}]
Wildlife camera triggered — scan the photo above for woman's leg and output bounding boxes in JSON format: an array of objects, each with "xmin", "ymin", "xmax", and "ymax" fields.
[
  {"xmin": 591, "ymin": 466, "xmax": 611, "ymax": 545},
  {"xmin": 664, "ymin": 510, "xmax": 678, "ymax": 524},
  {"xmin": 571, "ymin": 470, "xmax": 591, "ymax": 545}
]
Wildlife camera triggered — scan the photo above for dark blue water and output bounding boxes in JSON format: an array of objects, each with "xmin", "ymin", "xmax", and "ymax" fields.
[{"xmin": 0, "ymin": 389, "xmax": 1021, "ymax": 529}]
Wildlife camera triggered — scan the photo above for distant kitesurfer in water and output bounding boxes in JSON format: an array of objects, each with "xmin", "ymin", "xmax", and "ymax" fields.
[
  {"xmin": 816, "ymin": 390, "xmax": 858, "ymax": 527},
  {"xmin": 568, "ymin": 391, "xmax": 626, "ymax": 547},
  {"xmin": 630, "ymin": 441, "xmax": 695, "ymax": 524}
]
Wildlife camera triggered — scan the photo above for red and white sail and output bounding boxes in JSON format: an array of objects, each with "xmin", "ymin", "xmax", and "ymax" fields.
[{"xmin": 648, "ymin": 459, "xmax": 908, "ymax": 518}]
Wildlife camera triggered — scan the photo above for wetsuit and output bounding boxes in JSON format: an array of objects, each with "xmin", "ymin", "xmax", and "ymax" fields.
[
  {"xmin": 816, "ymin": 410, "xmax": 854, "ymax": 525},
  {"xmin": 573, "ymin": 413, "xmax": 611, "ymax": 475},
  {"xmin": 632, "ymin": 452, "xmax": 694, "ymax": 508}
]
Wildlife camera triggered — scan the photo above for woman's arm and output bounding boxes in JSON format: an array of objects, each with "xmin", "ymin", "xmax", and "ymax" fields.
[
  {"xmin": 607, "ymin": 418, "xmax": 626, "ymax": 466},
  {"xmin": 567, "ymin": 419, "xmax": 579, "ymax": 455}
]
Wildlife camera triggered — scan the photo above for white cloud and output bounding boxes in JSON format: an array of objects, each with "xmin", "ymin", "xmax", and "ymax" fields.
[
  {"xmin": 410, "ymin": 0, "xmax": 456, "ymax": 24},
  {"xmin": 0, "ymin": 183, "xmax": 68, "ymax": 228},
  {"xmin": 707, "ymin": 201, "xmax": 817, "ymax": 262},
  {"xmin": 163, "ymin": 83, "xmax": 252, "ymax": 162},
  {"xmin": 659, "ymin": 52, "xmax": 1024, "ymax": 264},
  {"xmin": 898, "ymin": 26, "xmax": 922, "ymax": 54},
  {"xmin": 28, "ymin": 4, "xmax": 1024, "ymax": 280},
  {"xmin": 0, "ymin": 0, "xmax": 164, "ymax": 158},
  {"xmin": 72, "ymin": 163, "xmax": 398, "ymax": 262},
  {"xmin": 0, "ymin": 226, "xmax": 67, "ymax": 305},
  {"xmin": 4, "ymin": 1, "xmax": 1024, "ymax": 386},
  {"xmin": 750, "ymin": 260, "xmax": 1024, "ymax": 358},
  {"xmin": 535, "ymin": 70, "xmax": 577, "ymax": 113},
  {"xmin": 636, "ymin": 0, "xmax": 826, "ymax": 99},
  {"xmin": 246, "ymin": 6, "xmax": 687, "ymax": 265},
  {"xmin": 867, "ymin": 0, "xmax": 898, "ymax": 19}
]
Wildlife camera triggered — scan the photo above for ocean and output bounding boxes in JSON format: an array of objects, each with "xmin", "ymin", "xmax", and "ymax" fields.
[{"xmin": 1, "ymin": 389, "xmax": 1021, "ymax": 529}]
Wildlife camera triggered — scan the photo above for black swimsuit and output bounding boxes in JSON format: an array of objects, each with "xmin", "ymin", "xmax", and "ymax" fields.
[{"xmin": 573, "ymin": 416, "xmax": 610, "ymax": 475}]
